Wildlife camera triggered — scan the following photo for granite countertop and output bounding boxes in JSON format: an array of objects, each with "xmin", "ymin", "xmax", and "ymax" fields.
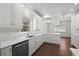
[
  {"xmin": 0, "ymin": 32, "xmax": 43, "ymax": 49},
  {"xmin": 0, "ymin": 32, "xmax": 29, "ymax": 49},
  {"xmin": 0, "ymin": 32, "xmax": 60, "ymax": 49}
]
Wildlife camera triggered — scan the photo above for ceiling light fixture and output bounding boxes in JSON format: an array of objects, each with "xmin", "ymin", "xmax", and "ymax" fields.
[
  {"xmin": 70, "ymin": 8, "xmax": 74, "ymax": 11},
  {"xmin": 42, "ymin": 10, "xmax": 46, "ymax": 12},
  {"xmin": 21, "ymin": 4, "xmax": 25, "ymax": 8},
  {"xmin": 60, "ymin": 15, "xmax": 63, "ymax": 18},
  {"xmin": 43, "ymin": 14, "xmax": 51, "ymax": 18},
  {"xmin": 74, "ymin": 3, "xmax": 78, "ymax": 5}
]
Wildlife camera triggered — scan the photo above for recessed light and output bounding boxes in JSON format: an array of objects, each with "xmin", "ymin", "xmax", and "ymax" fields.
[
  {"xmin": 70, "ymin": 8, "xmax": 74, "ymax": 11},
  {"xmin": 21, "ymin": 4, "xmax": 25, "ymax": 7},
  {"xmin": 74, "ymin": 3, "xmax": 78, "ymax": 5},
  {"xmin": 60, "ymin": 15, "xmax": 63, "ymax": 18},
  {"xmin": 42, "ymin": 10, "xmax": 46, "ymax": 12},
  {"xmin": 27, "ymin": 5, "xmax": 31, "ymax": 7},
  {"xmin": 43, "ymin": 14, "xmax": 51, "ymax": 18}
]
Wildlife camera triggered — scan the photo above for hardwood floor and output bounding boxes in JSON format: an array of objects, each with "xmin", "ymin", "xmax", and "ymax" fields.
[
  {"xmin": 32, "ymin": 37, "xmax": 73, "ymax": 56},
  {"xmin": 60, "ymin": 37, "xmax": 72, "ymax": 56}
]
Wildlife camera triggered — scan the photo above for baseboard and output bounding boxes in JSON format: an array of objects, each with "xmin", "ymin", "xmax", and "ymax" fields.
[
  {"xmin": 71, "ymin": 44, "xmax": 77, "ymax": 49},
  {"xmin": 61, "ymin": 37, "xmax": 71, "ymax": 39},
  {"xmin": 32, "ymin": 42, "xmax": 45, "ymax": 56},
  {"xmin": 44, "ymin": 42, "xmax": 60, "ymax": 46}
]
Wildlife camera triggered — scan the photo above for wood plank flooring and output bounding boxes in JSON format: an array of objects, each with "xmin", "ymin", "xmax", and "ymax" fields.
[{"xmin": 32, "ymin": 37, "xmax": 73, "ymax": 56}]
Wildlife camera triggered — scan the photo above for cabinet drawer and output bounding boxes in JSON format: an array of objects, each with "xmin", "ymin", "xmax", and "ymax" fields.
[{"xmin": 1, "ymin": 46, "xmax": 12, "ymax": 56}]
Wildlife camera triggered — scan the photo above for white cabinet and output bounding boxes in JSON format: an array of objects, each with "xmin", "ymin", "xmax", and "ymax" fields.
[
  {"xmin": 34, "ymin": 37, "xmax": 39, "ymax": 51},
  {"xmin": 42, "ymin": 34, "xmax": 46, "ymax": 42},
  {"xmin": 32, "ymin": 14, "xmax": 42, "ymax": 32},
  {"xmin": 0, "ymin": 46, "xmax": 12, "ymax": 56},
  {"xmin": 72, "ymin": 35, "xmax": 79, "ymax": 48},
  {"xmin": 0, "ymin": 4, "xmax": 13, "ymax": 26},
  {"xmin": 35, "ymin": 35, "xmax": 43, "ymax": 51},
  {"xmin": 46, "ymin": 23, "xmax": 54, "ymax": 33},
  {"xmin": 29, "ymin": 38, "xmax": 36, "ymax": 56},
  {"xmin": 43, "ymin": 23, "xmax": 54, "ymax": 33},
  {"xmin": 0, "ymin": 4, "xmax": 24, "ymax": 30},
  {"xmin": 44, "ymin": 34, "xmax": 60, "ymax": 44},
  {"xmin": 71, "ymin": 14, "xmax": 79, "ymax": 48},
  {"xmin": 13, "ymin": 4, "xmax": 24, "ymax": 29},
  {"xmin": 29, "ymin": 34, "xmax": 44, "ymax": 56}
]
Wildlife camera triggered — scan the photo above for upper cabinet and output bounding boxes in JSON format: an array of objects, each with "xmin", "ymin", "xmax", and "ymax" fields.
[
  {"xmin": 0, "ymin": 3, "xmax": 42, "ymax": 33},
  {"xmin": 13, "ymin": 4, "xmax": 25, "ymax": 30},
  {"xmin": 0, "ymin": 3, "xmax": 13, "ymax": 27},
  {"xmin": 0, "ymin": 4, "xmax": 26, "ymax": 32},
  {"xmin": 32, "ymin": 15, "xmax": 42, "ymax": 33}
]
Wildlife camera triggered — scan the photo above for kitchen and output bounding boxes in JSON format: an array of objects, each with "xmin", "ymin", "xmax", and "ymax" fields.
[{"xmin": 0, "ymin": 3, "xmax": 78, "ymax": 56}]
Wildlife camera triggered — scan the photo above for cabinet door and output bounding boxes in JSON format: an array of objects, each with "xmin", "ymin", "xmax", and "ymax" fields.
[
  {"xmin": 0, "ymin": 4, "xmax": 13, "ymax": 26},
  {"xmin": 29, "ymin": 39, "xmax": 35, "ymax": 56},
  {"xmin": 34, "ymin": 36, "xmax": 40, "ymax": 51},
  {"xmin": 36, "ymin": 35, "xmax": 43, "ymax": 48},
  {"xmin": 29, "ymin": 35, "xmax": 44, "ymax": 56},
  {"xmin": 42, "ymin": 34, "xmax": 46, "ymax": 43},
  {"xmin": 42, "ymin": 34, "xmax": 48, "ymax": 42},
  {"xmin": 72, "ymin": 36, "xmax": 79, "ymax": 48},
  {"xmin": 45, "ymin": 34, "xmax": 53, "ymax": 43},
  {"xmin": 45, "ymin": 34, "xmax": 60, "ymax": 44},
  {"xmin": 13, "ymin": 4, "xmax": 24, "ymax": 29},
  {"xmin": 1, "ymin": 46, "xmax": 12, "ymax": 56},
  {"xmin": 43, "ymin": 34, "xmax": 49, "ymax": 43}
]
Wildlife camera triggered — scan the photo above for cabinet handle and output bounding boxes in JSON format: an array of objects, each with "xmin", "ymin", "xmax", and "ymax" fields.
[
  {"xmin": 9, "ymin": 48, "xmax": 12, "ymax": 56},
  {"xmin": 10, "ymin": 48, "xmax": 12, "ymax": 52},
  {"xmin": 14, "ymin": 44, "xmax": 22, "ymax": 47},
  {"xmin": 14, "ymin": 41, "xmax": 28, "ymax": 48}
]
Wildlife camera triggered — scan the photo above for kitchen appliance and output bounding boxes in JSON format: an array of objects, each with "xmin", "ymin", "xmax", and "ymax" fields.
[{"xmin": 12, "ymin": 40, "xmax": 28, "ymax": 56}]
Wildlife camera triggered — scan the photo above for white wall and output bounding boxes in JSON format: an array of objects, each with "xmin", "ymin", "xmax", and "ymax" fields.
[
  {"xmin": 71, "ymin": 14, "xmax": 79, "ymax": 48},
  {"xmin": 71, "ymin": 14, "xmax": 79, "ymax": 35}
]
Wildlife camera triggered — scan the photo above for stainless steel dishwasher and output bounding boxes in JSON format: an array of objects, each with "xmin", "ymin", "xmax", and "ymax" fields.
[{"xmin": 12, "ymin": 40, "xmax": 28, "ymax": 56}]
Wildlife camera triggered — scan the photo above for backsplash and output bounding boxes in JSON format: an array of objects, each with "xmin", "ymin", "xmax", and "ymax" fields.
[{"xmin": 0, "ymin": 26, "xmax": 20, "ymax": 33}]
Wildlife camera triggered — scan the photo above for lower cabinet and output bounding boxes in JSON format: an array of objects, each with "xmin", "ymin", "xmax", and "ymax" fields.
[
  {"xmin": 71, "ymin": 36, "xmax": 79, "ymax": 48},
  {"xmin": 44, "ymin": 34, "xmax": 60, "ymax": 44},
  {"xmin": 0, "ymin": 34, "xmax": 44, "ymax": 56},
  {"xmin": 0, "ymin": 46, "xmax": 12, "ymax": 56},
  {"xmin": 0, "ymin": 40, "xmax": 28, "ymax": 56},
  {"xmin": 0, "ymin": 34, "xmax": 60, "ymax": 56},
  {"xmin": 29, "ymin": 35, "xmax": 44, "ymax": 56},
  {"xmin": 29, "ymin": 37, "xmax": 36, "ymax": 56}
]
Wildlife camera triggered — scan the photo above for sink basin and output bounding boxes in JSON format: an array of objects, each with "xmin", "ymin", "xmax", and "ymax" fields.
[{"xmin": 27, "ymin": 35, "xmax": 35, "ymax": 38}]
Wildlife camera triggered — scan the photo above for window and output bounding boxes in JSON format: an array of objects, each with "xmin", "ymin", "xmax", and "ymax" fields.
[{"xmin": 21, "ymin": 16, "xmax": 30, "ymax": 32}]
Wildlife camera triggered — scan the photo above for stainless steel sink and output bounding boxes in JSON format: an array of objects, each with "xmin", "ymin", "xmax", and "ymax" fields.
[{"xmin": 27, "ymin": 35, "xmax": 35, "ymax": 38}]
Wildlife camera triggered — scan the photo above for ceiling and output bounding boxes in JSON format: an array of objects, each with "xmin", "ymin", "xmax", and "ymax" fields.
[{"xmin": 24, "ymin": 3, "xmax": 79, "ymax": 17}]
